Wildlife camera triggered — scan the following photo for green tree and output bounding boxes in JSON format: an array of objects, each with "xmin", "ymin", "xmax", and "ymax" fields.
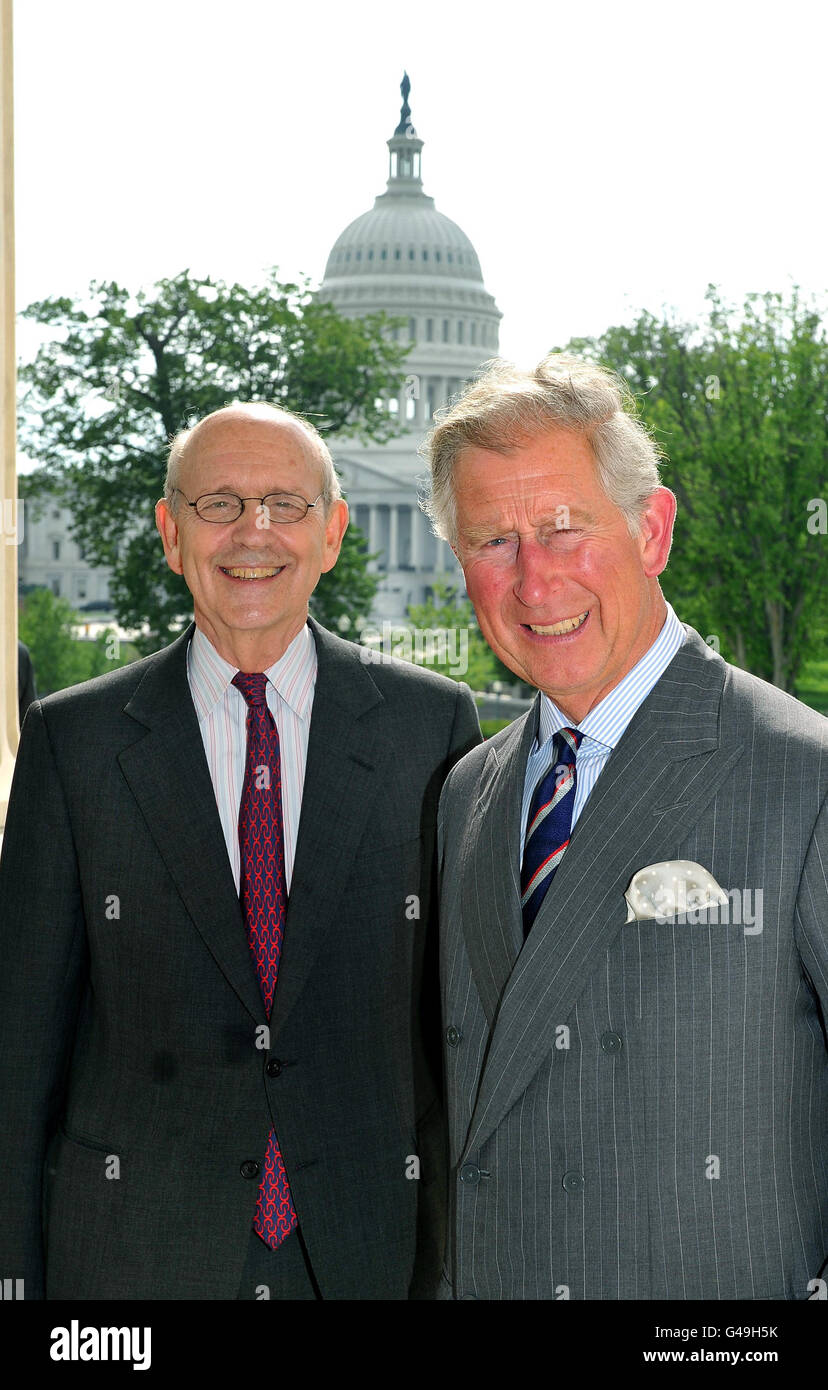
[
  {"xmin": 19, "ymin": 269, "xmax": 408, "ymax": 653},
  {"xmin": 405, "ymin": 579, "xmax": 521, "ymax": 692},
  {"xmin": 310, "ymin": 528, "xmax": 378, "ymax": 634},
  {"xmin": 18, "ymin": 588, "xmax": 132, "ymax": 696},
  {"xmin": 562, "ymin": 287, "xmax": 828, "ymax": 693}
]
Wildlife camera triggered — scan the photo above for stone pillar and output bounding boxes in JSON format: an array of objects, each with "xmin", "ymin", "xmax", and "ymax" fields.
[
  {"xmin": 410, "ymin": 507, "xmax": 422, "ymax": 571},
  {"xmin": 0, "ymin": 0, "xmax": 17, "ymax": 830},
  {"xmin": 417, "ymin": 376, "xmax": 429, "ymax": 426},
  {"xmin": 368, "ymin": 504, "xmax": 379, "ymax": 558},
  {"xmin": 388, "ymin": 504, "xmax": 399, "ymax": 569}
]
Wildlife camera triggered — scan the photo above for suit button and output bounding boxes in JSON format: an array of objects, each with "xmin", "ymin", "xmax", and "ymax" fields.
[
  {"xmin": 446, "ymin": 1026, "xmax": 462, "ymax": 1047},
  {"xmin": 240, "ymin": 1159, "xmax": 260, "ymax": 1179},
  {"xmin": 601, "ymin": 1031, "xmax": 623, "ymax": 1054},
  {"xmin": 266, "ymin": 1058, "xmax": 283, "ymax": 1077},
  {"xmin": 562, "ymin": 1170, "xmax": 584, "ymax": 1193},
  {"xmin": 459, "ymin": 1163, "xmax": 481, "ymax": 1185}
]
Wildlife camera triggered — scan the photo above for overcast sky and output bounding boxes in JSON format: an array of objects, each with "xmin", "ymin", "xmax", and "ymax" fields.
[{"xmin": 14, "ymin": 0, "xmax": 827, "ymax": 375}]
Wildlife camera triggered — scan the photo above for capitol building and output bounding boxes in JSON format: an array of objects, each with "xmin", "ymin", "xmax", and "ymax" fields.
[
  {"xmin": 18, "ymin": 76, "xmax": 502, "ymax": 629},
  {"xmin": 318, "ymin": 74, "xmax": 502, "ymax": 621}
]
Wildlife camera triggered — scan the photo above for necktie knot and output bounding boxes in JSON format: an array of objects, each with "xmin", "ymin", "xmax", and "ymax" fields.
[
  {"xmin": 557, "ymin": 725, "xmax": 583, "ymax": 761},
  {"xmin": 232, "ymin": 671, "xmax": 269, "ymax": 707}
]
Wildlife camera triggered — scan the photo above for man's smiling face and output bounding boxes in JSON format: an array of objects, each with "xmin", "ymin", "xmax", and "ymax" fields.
[
  {"xmin": 452, "ymin": 427, "xmax": 676, "ymax": 723},
  {"xmin": 155, "ymin": 407, "xmax": 348, "ymax": 667}
]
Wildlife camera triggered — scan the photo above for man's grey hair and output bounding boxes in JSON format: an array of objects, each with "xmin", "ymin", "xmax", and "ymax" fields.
[
  {"xmin": 164, "ymin": 401, "xmax": 342, "ymax": 514},
  {"xmin": 419, "ymin": 352, "xmax": 664, "ymax": 545}
]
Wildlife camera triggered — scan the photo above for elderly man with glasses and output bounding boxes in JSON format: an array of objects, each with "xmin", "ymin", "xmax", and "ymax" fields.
[{"xmin": 0, "ymin": 401, "xmax": 481, "ymax": 1301}]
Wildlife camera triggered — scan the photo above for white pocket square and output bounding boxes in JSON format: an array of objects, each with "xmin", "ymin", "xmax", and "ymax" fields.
[{"xmin": 624, "ymin": 860, "xmax": 729, "ymax": 923}]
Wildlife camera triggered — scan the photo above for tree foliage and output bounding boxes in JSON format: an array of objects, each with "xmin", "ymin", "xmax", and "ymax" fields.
[
  {"xmin": 19, "ymin": 269, "xmax": 408, "ymax": 652},
  {"xmin": 561, "ymin": 286, "xmax": 828, "ymax": 693},
  {"xmin": 18, "ymin": 588, "xmax": 133, "ymax": 696},
  {"xmin": 405, "ymin": 579, "xmax": 522, "ymax": 692}
]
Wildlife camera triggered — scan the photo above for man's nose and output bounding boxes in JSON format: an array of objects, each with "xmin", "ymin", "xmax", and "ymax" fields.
[
  {"xmin": 513, "ymin": 533, "xmax": 564, "ymax": 606},
  {"xmin": 233, "ymin": 498, "xmax": 277, "ymax": 542}
]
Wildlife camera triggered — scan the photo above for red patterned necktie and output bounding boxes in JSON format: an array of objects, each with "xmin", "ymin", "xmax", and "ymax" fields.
[{"xmin": 232, "ymin": 670, "xmax": 298, "ymax": 1248}]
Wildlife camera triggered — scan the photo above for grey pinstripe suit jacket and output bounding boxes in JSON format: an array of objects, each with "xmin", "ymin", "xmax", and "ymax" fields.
[{"xmin": 437, "ymin": 626, "xmax": 828, "ymax": 1300}]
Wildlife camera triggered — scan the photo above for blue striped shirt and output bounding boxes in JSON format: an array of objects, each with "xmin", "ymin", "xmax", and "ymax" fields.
[{"xmin": 520, "ymin": 602, "xmax": 687, "ymax": 857}]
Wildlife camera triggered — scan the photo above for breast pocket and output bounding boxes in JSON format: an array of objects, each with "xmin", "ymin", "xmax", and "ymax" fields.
[{"xmin": 635, "ymin": 907, "xmax": 758, "ymax": 957}]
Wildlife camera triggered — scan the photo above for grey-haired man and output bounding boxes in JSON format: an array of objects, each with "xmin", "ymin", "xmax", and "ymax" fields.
[{"xmin": 426, "ymin": 353, "xmax": 828, "ymax": 1301}]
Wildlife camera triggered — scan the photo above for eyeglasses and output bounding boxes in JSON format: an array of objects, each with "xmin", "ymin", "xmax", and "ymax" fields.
[{"xmin": 171, "ymin": 488, "xmax": 324, "ymax": 524}]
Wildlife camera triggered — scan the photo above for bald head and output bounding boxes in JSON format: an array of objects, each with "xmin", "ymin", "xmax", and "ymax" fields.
[
  {"xmin": 155, "ymin": 399, "xmax": 350, "ymax": 670},
  {"xmin": 165, "ymin": 402, "xmax": 341, "ymax": 514}
]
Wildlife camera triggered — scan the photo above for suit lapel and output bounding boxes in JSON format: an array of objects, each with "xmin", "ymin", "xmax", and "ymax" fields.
[
  {"xmin": 458, "ymin": 701, "xmax": 538, "ymax": 1026},
  {"xmin": 119, "ymin": 619, "xmax": 389, "ymax": 1034},
  {"xmin": 118, "ymin": 623, "xmax": 265, "ymax": 1024},
  {"xmin": 461, "ymin": 629, "xmax": 745, "ymax": 1158},
  {"xmin": 268, "ymin": 618, "xmax": 386, "ymax": 1041}
]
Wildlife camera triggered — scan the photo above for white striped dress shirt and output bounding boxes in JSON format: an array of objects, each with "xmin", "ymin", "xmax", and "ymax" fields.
[
  {"xmin": 520, "ymin": 601, "xmax": 687, "ymax": 856},
  {"xmin": 186, "ymin": 622, "xmax": 317, "ymax": 894}
]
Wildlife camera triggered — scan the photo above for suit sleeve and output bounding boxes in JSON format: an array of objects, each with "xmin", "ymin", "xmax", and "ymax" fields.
[
  {"xmin": 447, "ymin": 680, "xmax": 483, "ymax": 770},
  {"xmin": 0, "ymin": 703, "xmax": 89, "ymax": 1299},
  {"xmin": 794, "ymin": 790, "xmax": 828, "ymax": 1025},
  {"xmin": 793, "ymin": 789, "xmax": 828, "ymax": 1289},
  {"xmin": 409, "ymin": 682, "xmax": 482, "ymax": 1298}
]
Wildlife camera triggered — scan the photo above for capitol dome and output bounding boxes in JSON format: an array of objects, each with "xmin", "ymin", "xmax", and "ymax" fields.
[
  {"xmin": 318, "ymin": 74, "xmax": 500, "ymax": 339},
  {"xmin": 323, "ymin": 204, "xmax": 483, "ymax": 283}
]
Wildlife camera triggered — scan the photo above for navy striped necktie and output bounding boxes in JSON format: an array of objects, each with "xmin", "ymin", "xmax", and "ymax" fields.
[{"xmin": 520, "ymin": 726, "xmax": 583, "ymax": 937}]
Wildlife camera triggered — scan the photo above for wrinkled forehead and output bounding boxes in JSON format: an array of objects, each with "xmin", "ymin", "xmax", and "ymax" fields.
[{"xmin": 454, "ymin": 430, "xmax": 603, "ymax": 502}]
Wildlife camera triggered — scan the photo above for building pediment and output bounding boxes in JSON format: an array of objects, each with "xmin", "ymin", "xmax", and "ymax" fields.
[{"xmin": 332, "ymin": 454, "xmax": 415, "ymax": 492}]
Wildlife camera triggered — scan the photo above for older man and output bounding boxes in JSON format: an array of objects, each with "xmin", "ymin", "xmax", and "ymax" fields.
[
  {"xmin": 0, "ymin": 402, "xmax": 481, "ymax": 1300},
  {"xmin": 425, "ymin": 353, "xmax": 828, "ymax": 1301}
]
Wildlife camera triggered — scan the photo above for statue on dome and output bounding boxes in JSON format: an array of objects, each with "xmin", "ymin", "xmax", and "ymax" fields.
[{"xmin": 395, "ymin": 70, "xmax": 415, "ymax": 137}]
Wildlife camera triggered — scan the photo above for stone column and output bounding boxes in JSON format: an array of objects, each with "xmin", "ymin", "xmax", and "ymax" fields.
[
  {"xmin": 388, "ymin": 504, "xmax": 399, "ymax": 569},
  {"xmin": 410, "ymin": 506, "xmax": 422, "ymax": 571},
  {"xmin": 438, "ymin": 539, "xmax": 454, "ymax": 575},
  {"xmin": 417, "ymin": 376, "xmax": 428, "ymax": 426},
  {"xmin": 0, "ymin": 0, "xmax": 17, "ymax": 830},
  {"xmin": 368, "ymin": 504, "xmax": 379, "ymax": 559}
]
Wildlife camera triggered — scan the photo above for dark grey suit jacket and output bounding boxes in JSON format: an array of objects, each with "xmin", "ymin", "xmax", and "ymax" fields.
[
  {"xmin": 0, "ymin": 616, "xmax": 481, "ymax": 1299},
  {"xmin": 17, "ymin": 640, "xmax": 36, "ymax": 727},
  {"xmin": 437, "ymin": 627, "xmax": 828, "ymax": 1300}
]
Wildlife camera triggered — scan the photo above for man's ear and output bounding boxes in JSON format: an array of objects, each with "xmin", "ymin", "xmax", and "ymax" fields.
[
  {"xmin": 320, "ymin": 499, "xmax": 350, "ymax": 575},
  {"xmin": 638, "ymin": 487, "xmax": 676, "ymax": 578},
  {"xmin": 155, "ymin": 498, "xmax": 184, "ymax": 576}
]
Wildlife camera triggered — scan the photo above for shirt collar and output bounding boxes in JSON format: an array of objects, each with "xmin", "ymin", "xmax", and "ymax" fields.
[
  {"xmin": 535, "ymin": 601, "xmax": 687, "ymax": 753},
  {"xmin": 187, "ymin": 621, "xmax": 317, "ymax": 724}
]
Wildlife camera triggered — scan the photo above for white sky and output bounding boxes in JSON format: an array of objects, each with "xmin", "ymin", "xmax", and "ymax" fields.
[{"xmin": 13, "ymin": 0, "xmax": 828, "ymax": 377}]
